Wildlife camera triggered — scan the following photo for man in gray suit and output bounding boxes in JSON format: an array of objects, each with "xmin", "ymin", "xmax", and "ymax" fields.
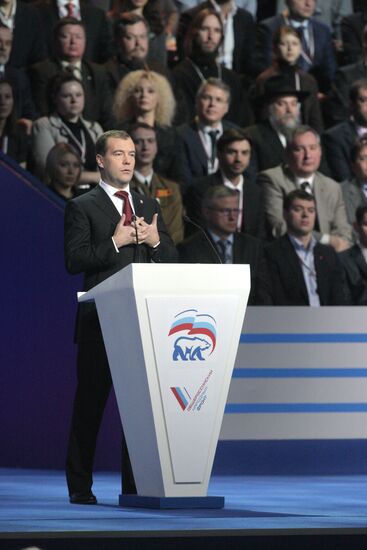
[{"xmin": 258, "ymin": 125, "xmax": 352, "ymax": 251}]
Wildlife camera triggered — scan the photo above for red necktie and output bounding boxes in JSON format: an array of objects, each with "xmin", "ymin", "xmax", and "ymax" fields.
[{"xmin": 114, "ymin": 190, "xmax": 133, "ymax": 225}]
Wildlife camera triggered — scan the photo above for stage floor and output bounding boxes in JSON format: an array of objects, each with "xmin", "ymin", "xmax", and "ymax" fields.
[{"xmin": 1, "ymin": 468, "xmax": 367, "ymax": 538}]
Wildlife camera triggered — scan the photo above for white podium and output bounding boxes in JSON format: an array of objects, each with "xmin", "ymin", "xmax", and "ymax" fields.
[{"xmin": 79, "ymin": 263, "xmax": 250, "ymax": 508}]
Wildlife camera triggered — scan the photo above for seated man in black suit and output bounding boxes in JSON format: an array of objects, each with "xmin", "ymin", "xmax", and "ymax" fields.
[
  {"xmin": 178, "ymin": 186, "xmax": 272, "ymax": 305},
  {"xmin": 176, "ymin": 77, "xmax": 237, "ymax": 189},
  {"xmin": 322, "ymin": 78, "xmax": 367, "ymax": 183},
  {"xmin": 64, "ymin": 129, "xmax": 177, "ymax": 504},
  {"xmin": 265, "ymin": 189, "xmax": 350, "ymax": 305},
  {"xmin": 36, "ymin": 0, "xmax": 112, "ymax": 64},
  {"xmin": 0, "ymin": 24, "xmax": 38, "ymax": 126},
  {"xmin": 256, "ymin": 0, "xmax": 336, "ymax": 93},
  {"xmin": 341, "ymin": 137, "xmax": 367, "ymax": 228},
  {"xmin": 339, "ymin": 204, "xmax": 367, "ymax": 304},
  {"xmin": 184, "ymin": 127, "xmax": 265, "ymax": 239},
  {"xmin": 341, "ymin": 8, "xmax": 367, "ymax": 66},
  {"xmin": 176, "ymin": 0, "xmax": 256, "ymax": 76},
  {"xmin": 327, "ymin": 23, "xmax": 367, "ymax": 126},
  {"xmin": 173, "ymin": 9, "xmax": 253, "ymax": 127},
  {"xmin": 29, "ymin": 18, "xmax": 114, "ymax": 130}
]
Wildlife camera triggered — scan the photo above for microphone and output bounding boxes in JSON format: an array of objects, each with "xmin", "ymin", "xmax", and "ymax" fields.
[
  {"xmin": 183, "ymin": 214, "xmax": 223, "ymax": 264},
  {"xmin": 131, "ymin": 214, "xmax": 140, "ymax": 263}
]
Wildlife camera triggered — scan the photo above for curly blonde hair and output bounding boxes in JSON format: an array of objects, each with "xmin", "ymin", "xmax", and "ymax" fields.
[{"xmin": 113, "ymin": 70, "xmax": 176, "ymax": 126}]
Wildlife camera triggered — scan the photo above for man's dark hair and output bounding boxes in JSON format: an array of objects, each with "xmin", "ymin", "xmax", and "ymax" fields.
[
  {"xmin": 350, "ymin": 136, "xmax": 367, "ymax": 163},
  {"xmin": 53, "ymin": 17, "xmax": 86, "ymax": 42},
  {"xmin": 355, "ymin": 205, "xmax": 367, "ymax": 225},
  {"xmin": 350, "ymin": 78, "xmax": 367, "ymax": 103},
  {"xmin": 283, "ymin": 189, "xmax": 316, "ymax": 211},
  {"xmin": 95, "ymin": 130, "xmax": 132, "ymax": 156},
  {"xmin": 184, "ymin": 8, "xmax": 223, "ymax": 57},
  {"xmin": 217, "ymin": 128, "xmax": 251, "ymax": 154},
  {"xmin": 127, "ymin": 121, "xmax": 156, "ymax": 136},
  {"xmin": 113, "ymin": 12, "xmax": 149, "ymax": 41}
]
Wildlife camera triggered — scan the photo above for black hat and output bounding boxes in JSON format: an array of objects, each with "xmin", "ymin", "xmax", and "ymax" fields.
[{"xmin": 261, "ymin": 74, "xmax": 310, "ymax": 103}]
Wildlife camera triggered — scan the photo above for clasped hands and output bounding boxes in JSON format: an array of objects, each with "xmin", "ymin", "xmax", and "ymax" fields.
[{"xmin": 113, "ymin": 213, "xmax": 160, "ymax": 248}]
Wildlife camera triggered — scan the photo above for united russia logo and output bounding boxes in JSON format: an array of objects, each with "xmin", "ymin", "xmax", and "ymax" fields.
[{"xmin": 168, "ymin": 309, "xmax": 217, "ymax": 361}]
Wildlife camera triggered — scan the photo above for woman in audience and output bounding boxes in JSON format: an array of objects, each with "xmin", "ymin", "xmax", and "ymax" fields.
[
  {"xmin": 113, "ymin": 69, "xmax": 180, "ymax": 181},
  {"xmin": 255, "ymin": 26, "xmax": 324, "ymax": 133},
  {"xmin": 44, "ymin": 143, "xmax": 83, "ymax": 201},
  {"xmin": 32, "ymin": 73, "xmax": 103, "ymax": 187},
  {"xmin": 0, "ymin": 80, "xmax": 29, "ymax": 169}
]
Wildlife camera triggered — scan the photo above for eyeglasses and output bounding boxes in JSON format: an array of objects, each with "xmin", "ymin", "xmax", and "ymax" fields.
[{"xmin": 207, "ymin": 207, "xmax": 242, "ymax": 216}]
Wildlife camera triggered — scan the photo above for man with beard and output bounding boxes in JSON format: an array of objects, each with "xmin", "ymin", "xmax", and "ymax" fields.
[
  {"xmin": 245, "ymin": 74, "xmax": 308, "ymax": 174},
  {"xmin": 184, "ymin": 128, "xmax": 265, "ymax": 239},
  {"xmin": 258, "ymin": 125, "xmax": 352, "ymax": 251},
  {"xmin": 176, "ymin": 0, "xmax": 255, "ymax": 76},
  {"xmin": 322, "ymin": 78, "xmax": 367, "ymax": 182},
  {"xmin": 173, "ymin": 8, "xmax": 253, "ymax": 127}
]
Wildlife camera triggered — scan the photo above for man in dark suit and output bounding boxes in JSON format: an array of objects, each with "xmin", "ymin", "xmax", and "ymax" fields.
[
  {"xmin": 339, "ymin": 204, "xmax": 367, "ymax": 304},
  {"xmin": 0, "ymin": 0, "xmax": 47, "ymax": 68},
  {"xmin": 176, "ymin": 0, "xmax": 256, "ymax": 76},
  {"xmin": 184, "ymin": 127, "xmax": 265, "ymax": 239},
  {"xmin": 322, "ymin": 78, "xmax": 367, "ymax": 183},
  {"xmin": 29, "ymin": 18, "xmax": 114, "ymax": 130},
  {"xmin": 341, "ymin": 9, "xmax": 367, "ymax": 65},
  {"xmin": 35, "ymin": 0, "xmax": 112, "ymax": 64},
  {"xmin": 256, "ymin": 0, "xmax": 336, "ymax": 92},
  {"xmin": 177, "ymin": 77, "xmax": 238, "ymax": 189},
  {"xmin": 64, "ymin": 130, "xmax": 177, "ymax": 504},
  {"xmin": 341, "ymin": 136, "xmax": 367, "ymax": 227},
  {"xmin": 178, "ymin": 186, "xmax": 272, "ymax": 305},
  {"xmin": 265, "ymin": 189, "xmax": 350, "ymax": 305}
]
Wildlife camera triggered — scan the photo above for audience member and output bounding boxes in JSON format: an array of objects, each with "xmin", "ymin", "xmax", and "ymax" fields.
[
  {"xmin": 341, "ymin": 8, "xmax": 367, "ymax": 65},
  {"xmin": 113, "ymin": 69, "xmax": 180, "ymax": 181},
  {"xmin": 339, "ymin": 204, "xmax": 367, "ymax": 304},
  {"xmin": 265, "ymin": 189, "xmax": 350, "ymax": 305},
  {"xmin": 176, "ymin": 78, "xmax": 237, "ymax": 188},
  {"xmin": 322, "ymin": 78, "xmax": 367, "ymax": 182},
  {"xmin": 256, "ymin": 0, "xmax": 336, "ymax": 93},
  {"xmin": 178, "ymin": 186, "xmax": 272, "ymax": 305},
  {"xmin": 184, "ymin": 127, "xmax": 265, "ymax": 238},
  {"xmin": 32, "ymin": 73, "xmax": 103, "ymax": 185},
  {"xmin": 176, "ymin": 0, "xmax": 256, "ymax": 75},
  {"xmin": 259, "ymin": 125, "xmax": 352, "ymax": 250},
  {"xmin": 36, "ymin": 0, "xmax": 113, "ymax": 63},
  {"xmin": 129, "ymin": 122, "xmax": 184, "ymax": 244},
  {"xmin": 108, "ymin": 0, "xmax": 167, "ymax": 65},
  {"xmin": 246, "ymin": 74, "xmax": 308, "ymax": 173},
  {"xmin": 0, "ymin": 79, "xmax": 29, "ymax": 168},
  {"xmin": 0, "ymin": 0, "xmax": 47, "ymax": 68},
  {"xmin": 29, "ymin": 18, "xmax": 114, "ymax": 130},
  {"xmin": 327, "ymin": 23, "xmax": 367, "ymax": 126},
  {"xmin": 173, "ymin": 9, "xmax": 253, "ymax": 126},
  {"xmin": 0, "ymin": 25, "xmax": 37, "ymax": 125},
  {"xmin": 255, "ymin": 25, "xmax": 323, "ymax": 133},
  {"xmin": 44, "ymin": 142, "xmax": 83, "ymax": 200},
  {"xmin": 340, "ymin": 137, "xmax": 367, "ymax": 227}
]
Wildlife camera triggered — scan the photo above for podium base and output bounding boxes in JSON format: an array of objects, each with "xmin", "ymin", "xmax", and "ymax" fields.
[{"xmin": 119, "ymin": 494, "xmax": 225, "ymax": 509}]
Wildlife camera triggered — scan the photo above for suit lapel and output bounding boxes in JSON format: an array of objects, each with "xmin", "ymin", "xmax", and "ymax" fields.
[{"xmin": 92, "ymin": 185, "xmax": 121, "ymax": 223}]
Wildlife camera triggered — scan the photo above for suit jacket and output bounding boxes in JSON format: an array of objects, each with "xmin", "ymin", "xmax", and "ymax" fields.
[
  {"xmin": 327, "ymin": 60, "xmax": 367, "ymax": 126},
  {"xmin": 8, "ymin": 1, "xmax": 47, "ymax": 68},
  {"xmin": 341, "ymin": 11, "xmax": 367, "ymax": 65},
  {"xmin": 29, "ymin": 59, "xmax": 114, "ymax": 130},
  {"xmin": 184, "ymin": 170, "xmax": 265, "ymax": 239},
  {"xmin": 177, "ymin": 230, "xmax": 272, "ymax": 305},
  {"xmin": 64, "ymin": 185, "xmax": 178, "ymax": 341},
  {"xmin": 173, "ymin": 57, "xmax": 254, "ymax": 127},
  {"xmin": 176, "ymin": 119, "xmax": 238, "ymax": 189},
  {"xmin": 341, "ymin": 177, "xmax": 367, "ymax": 227},
  {"xmin": 258, "ymin": 164, "xmax": 352, "ymax": 242},
  {"xmin": 176, "ymin": 1, "xmax": 256, "ymax": 75},
  {"xmin": 4, "ymin": 66, "xmax": 38, "ymax": 120},
  {"xmin": 265, "ymin": 234, "xmax": 350, "ymax": 305},
  {"xmin": 36, "ymin": 0, "xmax": 113, "ymax": 64},
  {"xmin": 255, "ymin": 14, "xmax": 336, "ymax": 92},
  {"xmin": 322, "ymin": 119, "xmax": 358, "ymax": 183},
  {"xmin": 244, "ymin": 121, "xmax": 287, "ymax": 174},
  {"xmin": 130, "ymin": 173, "xmax": 184, "ymax": 245},
  {"xmin": 339, "ymin": 244, "xmax": 367, "ymax": 304},
  {"xmin": 32, "ymin": 115, "xmax": 103, "ymax": 177}
]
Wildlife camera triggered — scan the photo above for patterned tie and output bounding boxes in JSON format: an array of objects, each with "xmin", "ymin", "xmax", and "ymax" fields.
[
  {"xmin": 114, "ymin": 190, "xmax": 133, "ymax": 225},
  {"xmin": 208, "ymin": 130, "xmax": 219, "ymax": 168},
  {"xmin": 216, "ymin": 239, "xmax": 228, "ymax": 264},
  {"xmin": 300, "ymin": 181, "xmax": 312, "ymax": 194}
]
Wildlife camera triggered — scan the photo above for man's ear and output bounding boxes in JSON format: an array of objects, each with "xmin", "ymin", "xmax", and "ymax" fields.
[{"xmin": 96, "ymin": 154, "xmax": 104, "ymax": 168}]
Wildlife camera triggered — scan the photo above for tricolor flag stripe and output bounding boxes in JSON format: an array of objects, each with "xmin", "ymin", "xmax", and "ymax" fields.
[
  {"xmin": 189, "ymin": 327, "xmax": 216, "ymax": 351},
  {"xmin": 171, "ymin": 387, "xmax": 188, "ymax": 410},
  {"xmin": 168, "ymin": 323, "xmax": 193, "ymax": 336}
]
